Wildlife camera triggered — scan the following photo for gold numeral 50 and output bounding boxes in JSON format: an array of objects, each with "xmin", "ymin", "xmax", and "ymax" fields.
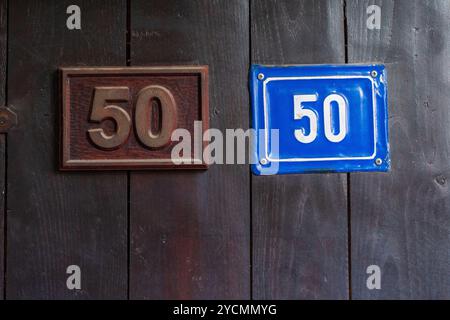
[{"xmin": 88, "ymin": 85, "xmax": 177, "ymax": 150}]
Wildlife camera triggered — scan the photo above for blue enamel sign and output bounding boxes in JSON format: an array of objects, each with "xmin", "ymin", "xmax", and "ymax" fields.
[{"xmin": 250, "ymin": 64, "xmax": 389, "ymax": 175}]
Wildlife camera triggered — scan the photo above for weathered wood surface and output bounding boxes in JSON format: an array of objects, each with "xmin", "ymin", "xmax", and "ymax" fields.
[
  {"xmin": 348, "ymin": 0, "xmax": 450, "ymax": 299},
  {"xmin": 0, "ymin": 0, "xmax": 6, "ymax": 300},
  {"xmin": 0, "ymin": 0, "xmax": 5, "ymax": 103},
  {"xmin": 251, "ymin": 0, "xmax": 349, "ymax": 299},
  {"xmin": 129, "ymin": 0, "xmax": 250, "ymax": 299},
  {"xmin": 7, "ymin": 0, "xmax": 128, "ymax": 299},
  {"xmin": 1, "ymin": 0, "xmax": 449, "ymax": 300}
]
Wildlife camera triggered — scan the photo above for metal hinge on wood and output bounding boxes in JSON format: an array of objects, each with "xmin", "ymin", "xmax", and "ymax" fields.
[{"xmin": 0, "ymin": 106, "xmax": 17, "ymax": 133}]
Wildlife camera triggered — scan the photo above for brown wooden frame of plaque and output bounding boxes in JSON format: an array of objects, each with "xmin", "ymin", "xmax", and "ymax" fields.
[{"xmin": 60, "ymin": 66, "xmax": 209, "ymax": 170}]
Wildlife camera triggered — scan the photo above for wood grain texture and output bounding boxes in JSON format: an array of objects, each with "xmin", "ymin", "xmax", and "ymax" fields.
[
  {"xmin": 0, "ymin": 0, "xmax": 5, "ymax": 104},
  {"xmin": 60, "ymin": 67, "xmax": 208, "ymax": 170},
  {"xmin": 7, "ymin": 0, "xmax": 127, "ymax": 299},
  {"xmin": 348, "ymin": 0, "xmax": 450, "ymax": 299},
  {"xmin": 0, "ymin": 135, "xmax": 4, "ymax": 300},
  {"xmin": 0, "ymin": 0, "xmax": 6, "ymax": 300},
  {"xmin": 129, "ymin": 0, "xmax": 250, "ymax": 299},
  {"xmin": 251, "ymin": 0, "xmax": 349, "ymax": 299}
]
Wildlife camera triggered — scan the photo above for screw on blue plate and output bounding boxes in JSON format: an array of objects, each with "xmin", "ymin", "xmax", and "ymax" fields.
[{"xmin": 250, "ymin": 64, "xmax": 389, "ymax": 175}]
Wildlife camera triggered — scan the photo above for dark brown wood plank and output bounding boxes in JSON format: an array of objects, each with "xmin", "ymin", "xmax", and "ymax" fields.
[
  {"xmin": 0, "ymin": 0, "xmax": 5, "ymax": 103},
  {"xmin": 348, "ymin": 0, "xmax": 450, "ymax": 299},
  {"xmin": 129, "ymin": 0, "xmax": 250, "ymax": 299},
  {"xmin": 251, "ymin": 0, "xmax": 348, "ymax": 299},
  {"xmin": 7, "ymin": 0, "xmax": 127, "ymax": 299},
  {"xmin": 0, "ymin": 0, "xmax": 6, "ymax": 300}
]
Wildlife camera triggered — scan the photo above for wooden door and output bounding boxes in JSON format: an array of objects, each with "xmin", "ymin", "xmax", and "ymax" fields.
[{"xmin": 0, "ymin": 0, "xmax": 449, "ymax": 300}]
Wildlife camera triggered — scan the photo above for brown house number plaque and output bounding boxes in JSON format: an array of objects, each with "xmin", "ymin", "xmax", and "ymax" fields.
[{"xmin": 60, "ymin": 66, "xmax": 209, "ymax": 170}]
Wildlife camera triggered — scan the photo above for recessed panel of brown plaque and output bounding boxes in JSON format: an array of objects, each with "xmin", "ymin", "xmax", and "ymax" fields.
[{"xmin": 60, "ymin": 66, "xmax": 208, "ymax": 170}]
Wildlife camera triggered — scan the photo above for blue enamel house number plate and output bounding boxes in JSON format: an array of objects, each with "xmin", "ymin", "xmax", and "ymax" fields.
[{"xmin": 250, "ymin": 64, "xmax": 389, "ymax": 175}]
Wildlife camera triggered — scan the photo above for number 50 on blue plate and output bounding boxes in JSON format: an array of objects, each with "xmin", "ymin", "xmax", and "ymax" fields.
[{"xmin": 250, "ymin": 64, "xmax": 389, "ymax": 175}]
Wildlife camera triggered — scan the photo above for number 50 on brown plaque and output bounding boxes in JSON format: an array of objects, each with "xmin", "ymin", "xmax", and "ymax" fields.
[{"xmin": 60, "ymin": 66, "xmax": 209, "ymax": 170}]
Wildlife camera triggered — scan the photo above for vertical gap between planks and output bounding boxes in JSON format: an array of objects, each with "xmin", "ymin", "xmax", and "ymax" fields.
[
  {"xmin": 343, "ymin": 0, "xmax": 349, "ymax": 63},
  {"xmin": 126, "ymin": 0, "xmax": 131, "ymax": 300},
  {"xmin": 249, "ymin": 0, "xmax": 253, "ymax": 300},
  {"xmin": 342, "ymin": 0, "xmax": 352, "ymax": 300},
  {"xmin": 346, "ymin": 173, "xmax": 352, "ymax": 300},
  {"xmin": 3, "ymin": 0, "xmax": 8, "ymax": 300}
]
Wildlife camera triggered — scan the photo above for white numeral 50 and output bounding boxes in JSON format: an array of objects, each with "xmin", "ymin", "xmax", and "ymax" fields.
[{"xmin": 294, "ymin": 93, "xmax": 348, "ymax": 143}]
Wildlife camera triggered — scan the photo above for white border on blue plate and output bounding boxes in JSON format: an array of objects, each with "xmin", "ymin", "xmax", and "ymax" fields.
[{"xmin": 262, "ymin": 75, "xmax": 378, "ymax": 163}]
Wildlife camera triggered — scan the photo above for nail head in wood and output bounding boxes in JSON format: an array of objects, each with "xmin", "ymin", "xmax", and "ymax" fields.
[{"xmin": 0, "ymin": 107, "xmax": 18, "ymax": 133}]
